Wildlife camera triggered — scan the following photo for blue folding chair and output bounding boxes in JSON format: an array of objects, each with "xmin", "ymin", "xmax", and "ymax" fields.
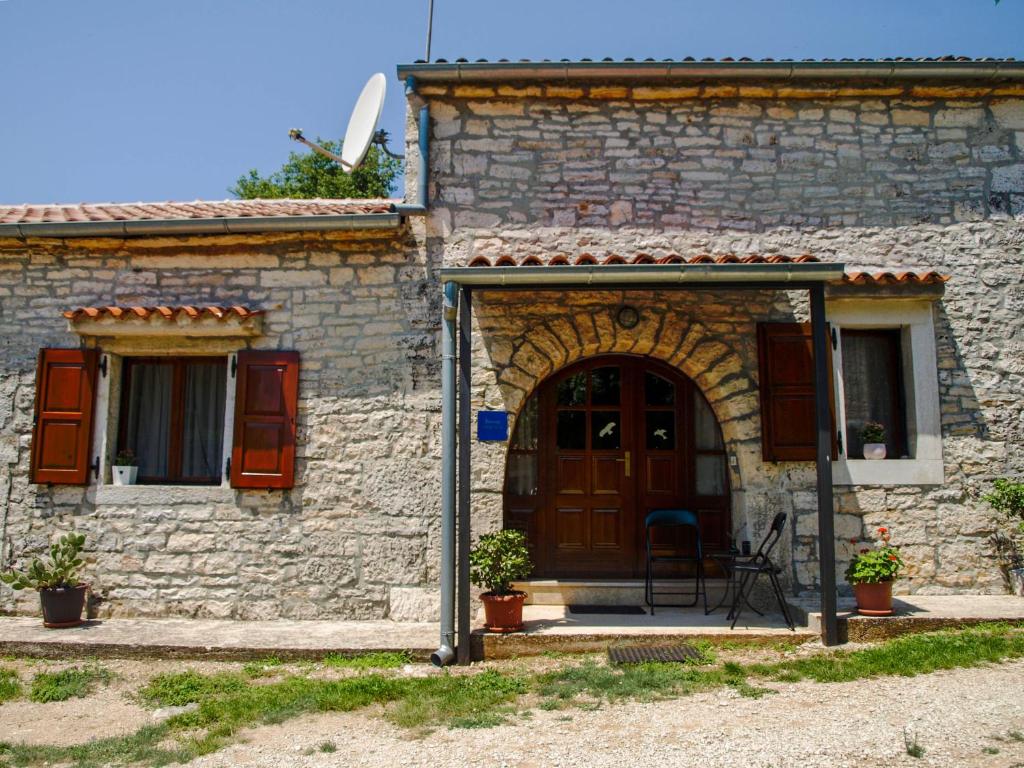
[{"xmin": 644, "ymin": 509, "xmax": 707, "ymax": 615}]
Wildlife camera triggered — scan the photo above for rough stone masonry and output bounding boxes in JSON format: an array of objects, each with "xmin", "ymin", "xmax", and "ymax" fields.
[
  {"xmin": 415, "ymin": 78, "xmax": 1024, "ymax": 597},
  {"xmin": 0, "ymin": 74, "xmax": 1022, "ymax": 620}
]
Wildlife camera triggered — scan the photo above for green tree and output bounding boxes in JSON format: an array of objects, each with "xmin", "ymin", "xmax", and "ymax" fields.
[{"xmin": 230, "ymin": 140, "xmax": 401, "ymax": 199}]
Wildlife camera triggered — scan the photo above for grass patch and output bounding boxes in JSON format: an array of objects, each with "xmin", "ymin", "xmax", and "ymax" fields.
[
  {"xmin": 904, "ymin": 728, "xmax": 926, "ymax": 759},
  {"xmin": 29, "ymin": 666, "xmax": 112, "ymax": 703},
  {"xmin": 0, "ymin": 669, "xmax": 21, "ymax": 704},
  {"xmin": 748, "ymin": 624, "xmax": 1024, "ymax": 685},
  {"xmin": 385, "ymin": 669, "xmax": 527, "ymax": 729},
  {"xmin": 242, "ymin": 657, "xmax": 284, "ymax": 678},
  {"xmin": 0, "ymin": 625, "xmax": 1020, "ymax": 767},
  {"xmin": 322, "ymin": 651, "xmax": 412, "ymax": 670},
  {"xmin": 140, "ymin": 671, "xmax": 248, "ymax": 708},
  {"xmin": 318, "ymin": 741, "xmax": 337, "ymax": 753}
]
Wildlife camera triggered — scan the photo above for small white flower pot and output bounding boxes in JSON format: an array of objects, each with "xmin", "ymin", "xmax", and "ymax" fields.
[
  {"xmin": 863, "ymin": 443, "xmax": 887, "ymax": 460},
  {"xmin": 112, "ymin": 465, "xmax": 138, "ymax": 486}
]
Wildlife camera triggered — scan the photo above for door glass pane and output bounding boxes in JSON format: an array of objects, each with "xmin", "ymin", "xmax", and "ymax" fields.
[
  {"xmin": 591, "ymin": 411, "xmax": 621, "ymax": 450},
  {"xmin": 181, "ymin": 362, "xmax": 227, "ymax": 480},
  {"xmin": 646, "ymin": 411, "xmax": 675, "ymax": 450},
  {"xmin": 510, "ymin": 395, "xmax": 539, "ymax": 450},
  {"xmin": 694, "ymin": 391, "xmax": 724, "ymax": 450},
  {"xmin": 590, "ymin": 366, "xmax": 620, "ymax": 406},
  {"xmin": 645, "ymin": 372, "xmax": 674, "ymax": 406},
  {"xmin": 556, "ymin": 372, "xmax": 586, "ymax": 406},
  {"xmin": 695, "ymin": 455, "xmax": 726, "ymax": 496},
  {"xmin": 507, "ymin": 453, "xmax": 538, "ymax": 496},
  {"xmin": 556, "ymin": 411, "xmax": 586, "ymax": 450},
  {"xmin": 124, "ymin": 363, "xmax": 173, "ymax": 480},
  {"xmin": 842, "ymin": 330, "xmax": 904, "ymax": 458}
]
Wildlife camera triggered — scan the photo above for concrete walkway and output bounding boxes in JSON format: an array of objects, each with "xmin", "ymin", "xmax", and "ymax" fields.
[
  {"xmin": 1, "ymin": 594, "xmax": 1018, "ymax": 661},
  {"xmin": 0, "ymin": 617, "xmax": 438, "ymax": 661}
]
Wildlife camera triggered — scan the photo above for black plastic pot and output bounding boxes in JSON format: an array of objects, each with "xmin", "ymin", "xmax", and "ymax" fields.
[{"xmin": 39, "ymin": 584, "xmax": 88, "ymax": 628}]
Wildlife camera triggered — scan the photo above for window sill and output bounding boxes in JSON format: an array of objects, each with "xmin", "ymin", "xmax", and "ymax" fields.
[
  {"xmin": 91, "ymin": 484, "xmax": 234, "ymax": 505},
  {"xmin": 832, "ymin": 459, "xmax": 944, "ymax": 487}
]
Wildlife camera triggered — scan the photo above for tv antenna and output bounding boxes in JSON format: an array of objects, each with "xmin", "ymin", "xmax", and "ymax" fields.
[{"xmin": 288, "ymin": 72, "xmax": 403, "ymax": 171}]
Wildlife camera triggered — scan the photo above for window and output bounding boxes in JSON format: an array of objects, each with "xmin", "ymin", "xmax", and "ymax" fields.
[
  {"xmin": 828, "ymin": 299, "xmax": 943, "ymax": 486},
  {"xmin": 118, "ymin": 357, "xmax": 227, "ymax": 485},
  {"xmin": 840, "ymin": 330, "xmax": 907, "ymax": 459}
]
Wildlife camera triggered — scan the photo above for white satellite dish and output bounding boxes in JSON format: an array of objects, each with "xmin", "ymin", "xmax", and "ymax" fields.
[
  {"xmin": 341, "ymin": 73, "xmax": 387, "ymax": 170},
  {"xmin": 288, "ymin": 72, "xmax": 400, "ymax": 172}
]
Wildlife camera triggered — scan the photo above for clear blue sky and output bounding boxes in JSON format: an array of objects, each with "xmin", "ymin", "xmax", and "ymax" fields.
[{"xmin": 1, "ymin": 0, "xmax": 1022, "ymax": 204}]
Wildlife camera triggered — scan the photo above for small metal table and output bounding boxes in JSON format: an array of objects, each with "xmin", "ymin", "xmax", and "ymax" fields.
[{"xmin": 706, "ymin": 550, "xmax": 764, "ymax": 617}]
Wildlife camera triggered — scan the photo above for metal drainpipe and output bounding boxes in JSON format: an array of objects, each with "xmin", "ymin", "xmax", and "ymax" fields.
[
  {"xmin": 431, "ymin": 280, "xmax": 458, "ymax": 667},
  {"xmin": 393, "ymin": 76, "xmax": 429, "ymax": 216}
]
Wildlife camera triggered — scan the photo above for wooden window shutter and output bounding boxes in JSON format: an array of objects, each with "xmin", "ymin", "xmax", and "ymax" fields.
[
  {"xmin": 30, "ymin": 348, "xmax": 99, "ymax": 485},
  {"xmin": 231, "ymin": 351, "xmax": 299, "ymax": 489},
  {"xmin": 757, "ymin": 323, "xmax": 836, "ymax": 462}
]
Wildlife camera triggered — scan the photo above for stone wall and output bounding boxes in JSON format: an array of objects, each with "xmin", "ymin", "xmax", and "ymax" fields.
[
  {"xmin": 1, "ymin": 80, "xmax": 1021, "ymax": 623},
  {"xmin": 416, "ymin": 82, "xmax": 1024, "ymax": 595},
  {"xmin": 0, "ymin": 229, "xmax": 444, "ymax": 620}
]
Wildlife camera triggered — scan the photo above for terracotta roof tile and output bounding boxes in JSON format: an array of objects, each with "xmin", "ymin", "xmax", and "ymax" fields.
[
  {"xmin": 843, "ymin": 271, "xmax": 950, "ymax": 286},
  {"xmin": 465, "ymin": 253, "xmax": 820, "ymax": 268},
  {"xmin": 0, "ymin": 199, "xmax": 396, "ymax": 225},
  {"xmin": 63, "ymin": 305, "xmax": 263, "ymax": 322}
]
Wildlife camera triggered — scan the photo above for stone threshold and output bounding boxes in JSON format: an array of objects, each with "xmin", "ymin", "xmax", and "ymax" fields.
[{"xmin": 0, "ymin": 616, "xmax": 437, "ymax": 662}]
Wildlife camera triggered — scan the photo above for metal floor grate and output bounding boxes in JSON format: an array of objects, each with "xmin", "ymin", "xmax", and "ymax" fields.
[
  {"xmin": 608, "ymin": 644, "xmax": 702, "ymax": 665},
  {"xmin": 567, "ymin": 604, "xmax": 647, "ymax": 615}
]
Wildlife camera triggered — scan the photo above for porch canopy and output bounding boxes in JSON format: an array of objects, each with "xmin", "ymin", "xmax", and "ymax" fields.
[{"xmin": 432, "ymin": 254, "xmax": 848, "ymax": 665}]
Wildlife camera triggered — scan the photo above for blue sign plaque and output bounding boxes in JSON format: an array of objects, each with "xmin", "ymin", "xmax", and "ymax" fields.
[{"xmin": 477, "ymin": 410, "xmax": 509, "ymax": 442}]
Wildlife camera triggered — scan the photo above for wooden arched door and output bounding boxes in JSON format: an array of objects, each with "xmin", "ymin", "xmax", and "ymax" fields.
[{"xmin": 504, "ymin": 355, "xmax": 730, "ymax": 579}]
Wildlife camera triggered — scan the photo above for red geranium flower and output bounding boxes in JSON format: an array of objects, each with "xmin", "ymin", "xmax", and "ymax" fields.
[{"xmin": 878, "ymin": 526, "xmax": 888, "ymax": 534}]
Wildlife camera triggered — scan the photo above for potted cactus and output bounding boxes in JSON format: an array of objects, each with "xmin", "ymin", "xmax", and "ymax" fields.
[
  {"xmin": 112, "ymin": 449, "xmax": 138, "ymax": 486},
  {"xmin": 1, "ymin": 532, "xmax": 89, "ymax": 628},
  {"xmin": 469, "ymin": 529, "xmax": 532, "ymax": 632}
]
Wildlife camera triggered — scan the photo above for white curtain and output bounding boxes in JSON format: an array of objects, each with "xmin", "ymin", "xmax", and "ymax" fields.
[
  {"xmin": 125, "ymin": 364, "xmax": 172, "ymax": 478},
  {"xmin": 182, "ymin": 363, "xmax": 226, "ymax": 480}
]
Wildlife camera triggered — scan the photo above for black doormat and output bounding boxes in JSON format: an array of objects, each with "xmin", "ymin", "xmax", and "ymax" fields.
[
  {"xmin": 567, "ymin": 604, "xmax": 647, "ymax": 615},
  {"xmin": 609, "ymin": 644, "xmax": 702, "ymax": 665}
]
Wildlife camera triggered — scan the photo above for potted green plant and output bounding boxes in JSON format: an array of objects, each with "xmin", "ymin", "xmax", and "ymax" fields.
[
  {"xmin": 984, "ymin": 479, "xmax": 1024, "ymax": 596},
  {"xmin": 112, "ymin": 449, "xmax": 138, "ymax": 486},
  {"xmin": 846, "ymin": 526, "xmax": 904, "ymax": 615},
  {"xmin": 861, "ymin": 422, "xmax": 887, "ymax": 460},
  {"xmin": 1, "ymin": 533, "xmax": 89, "ymax": 628},
  {"xmin": 469, "ymin": 529, "xmax": 532, "ymax": 632}
]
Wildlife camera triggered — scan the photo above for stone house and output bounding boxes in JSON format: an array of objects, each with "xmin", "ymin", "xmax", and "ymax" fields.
[{"xmin": 1, "ymin": 59, "xmax": 1022, "ymax": 649}]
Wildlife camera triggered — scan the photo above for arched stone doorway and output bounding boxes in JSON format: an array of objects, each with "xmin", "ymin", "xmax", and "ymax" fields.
[{"xmin": 503, "ymin": 354, "xmax": 730, "ymax": 579}]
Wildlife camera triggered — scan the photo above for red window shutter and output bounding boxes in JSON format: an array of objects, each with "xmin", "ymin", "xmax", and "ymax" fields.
[
  {"xmin": 30, "ymin": 348, "xmax": 99, "ymax": 485},
  {"xmin": 231, "ymin": 351, "xmax": 299, "ymax": 489},
  {"xmin": 757, "ymin": 323, "xmax": 836, "ymax": 462}
]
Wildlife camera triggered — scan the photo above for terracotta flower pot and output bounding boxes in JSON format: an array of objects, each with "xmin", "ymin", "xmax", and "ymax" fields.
[
  {"xmin": 480, "ymin": 591, "xmax": 526, "ymax": 633},
  {"xmin": 39, "ymin": 584, "xmax": 88, "ymax": 628},
  {"xmin": 853, "ymin": 581, "xmax": 894, "ymax": 616}
]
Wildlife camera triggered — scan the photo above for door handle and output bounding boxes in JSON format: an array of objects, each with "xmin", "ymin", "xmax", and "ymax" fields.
[{"xmin": 616, "ymin": 451, "xmax": 631, "ymax": 478}]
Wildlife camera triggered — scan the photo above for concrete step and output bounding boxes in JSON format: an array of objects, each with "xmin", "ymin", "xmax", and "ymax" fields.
[{"xmin": 513, "ymin": 579, "xmax": 732, "ymax": 607}]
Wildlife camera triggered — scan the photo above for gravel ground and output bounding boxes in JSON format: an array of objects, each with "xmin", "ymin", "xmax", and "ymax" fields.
[
  {"xmin": 186, "ymin": 660, "xmax": 1024, "ymax": 768},
  {"xmin": 0, "ymin": 657, "xmax": 249, "ymax": 746}
]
